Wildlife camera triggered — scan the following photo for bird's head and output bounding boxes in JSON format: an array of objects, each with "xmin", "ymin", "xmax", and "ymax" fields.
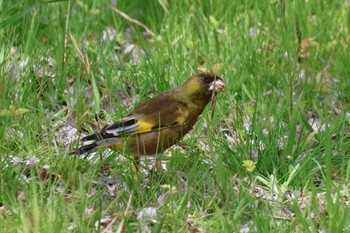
[{"xmin": 182, "ymin": 72, "xmax": 225, "ymax": 102}]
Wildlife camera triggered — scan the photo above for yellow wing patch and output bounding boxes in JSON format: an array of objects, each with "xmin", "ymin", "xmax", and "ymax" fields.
[{"xmin": 131, "ymin": 120, "xmax": 155, "ymax": 135}]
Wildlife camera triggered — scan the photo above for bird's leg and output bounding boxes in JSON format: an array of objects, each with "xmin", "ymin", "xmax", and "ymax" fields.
[
  {"xmin": 155, "ymin": 154, "xmax": 164, "ymax": 172},
  {"xmin": 133, "ymin": 156, "xmax": 140, "ymax": 179}
]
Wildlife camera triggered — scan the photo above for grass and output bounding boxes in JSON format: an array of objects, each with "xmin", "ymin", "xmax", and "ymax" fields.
[{"xmin": 1, "ymin": 0, "xmax": 350, "ymax": 232}]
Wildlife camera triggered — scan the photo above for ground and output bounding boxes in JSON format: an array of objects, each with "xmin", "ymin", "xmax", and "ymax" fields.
[{"xmin": 0, "ymin": 0, "xmax": 350, "ymax": 232}]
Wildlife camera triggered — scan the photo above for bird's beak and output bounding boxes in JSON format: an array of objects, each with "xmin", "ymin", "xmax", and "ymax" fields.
[{"xmin": 209, "ymin": 78, "xmax": 226, "ymax": 92}]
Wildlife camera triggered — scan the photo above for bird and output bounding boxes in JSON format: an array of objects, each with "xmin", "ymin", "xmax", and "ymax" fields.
[{"xmin": 70, "ymin": 72, "xmax": 225, "ymax": 171}]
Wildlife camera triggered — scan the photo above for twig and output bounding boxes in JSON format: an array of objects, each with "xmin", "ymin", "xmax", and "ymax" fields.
[
  {"xmin": 116, "ymin": 193, "xmax": 133, "ymax": 233},
  {"xmin": 211, "ymin": 76, "xmax": 217, "ymax": 120},
  {"xmin": 64, "ymin": 0, "xmax": 71, "ymax": 63},
  {"xmin": 100, "ymin": 193, "xmax": 133, "ymax": 233},
  {"xmin": 110, "ymin": 6, "xmax": 155, "ymax": 37}
]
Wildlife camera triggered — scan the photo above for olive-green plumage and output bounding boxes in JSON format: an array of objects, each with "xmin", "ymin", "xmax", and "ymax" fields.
[{"xmin": 71, "ymin": 72, "xmax": 225, "ymax": 158}]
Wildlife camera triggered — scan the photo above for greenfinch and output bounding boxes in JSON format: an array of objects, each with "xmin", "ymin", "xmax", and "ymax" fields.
[{"xmin": 70, "ymin": 72, "xmax": 225, "ymax": 169}]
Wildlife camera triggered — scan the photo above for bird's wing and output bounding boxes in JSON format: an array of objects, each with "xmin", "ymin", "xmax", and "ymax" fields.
[
  {"xmin": 98, "ymin": 94, "xmax": 189, "ymax": 139},
  {"xmin": 103, "ymin": 114, "xmax": 154, "ymax": 137}
]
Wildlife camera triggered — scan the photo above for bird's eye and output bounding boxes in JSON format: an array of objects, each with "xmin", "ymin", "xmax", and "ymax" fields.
[{"xmin": 202, "ymin": 75, "xmax": 210, "ymax": 82}]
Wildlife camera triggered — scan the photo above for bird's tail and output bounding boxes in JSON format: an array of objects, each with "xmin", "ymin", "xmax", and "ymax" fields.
[
  {"xmin": 82, "ymin": 133, "xmax": 100, "ymax": 142},
  {"xmin": 69, "ymin": 142, "xmax": 99, "ymax": 155},
  {"xmin": 69, "ymin": 138, "xmax": 121, "ymax": 155}
]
